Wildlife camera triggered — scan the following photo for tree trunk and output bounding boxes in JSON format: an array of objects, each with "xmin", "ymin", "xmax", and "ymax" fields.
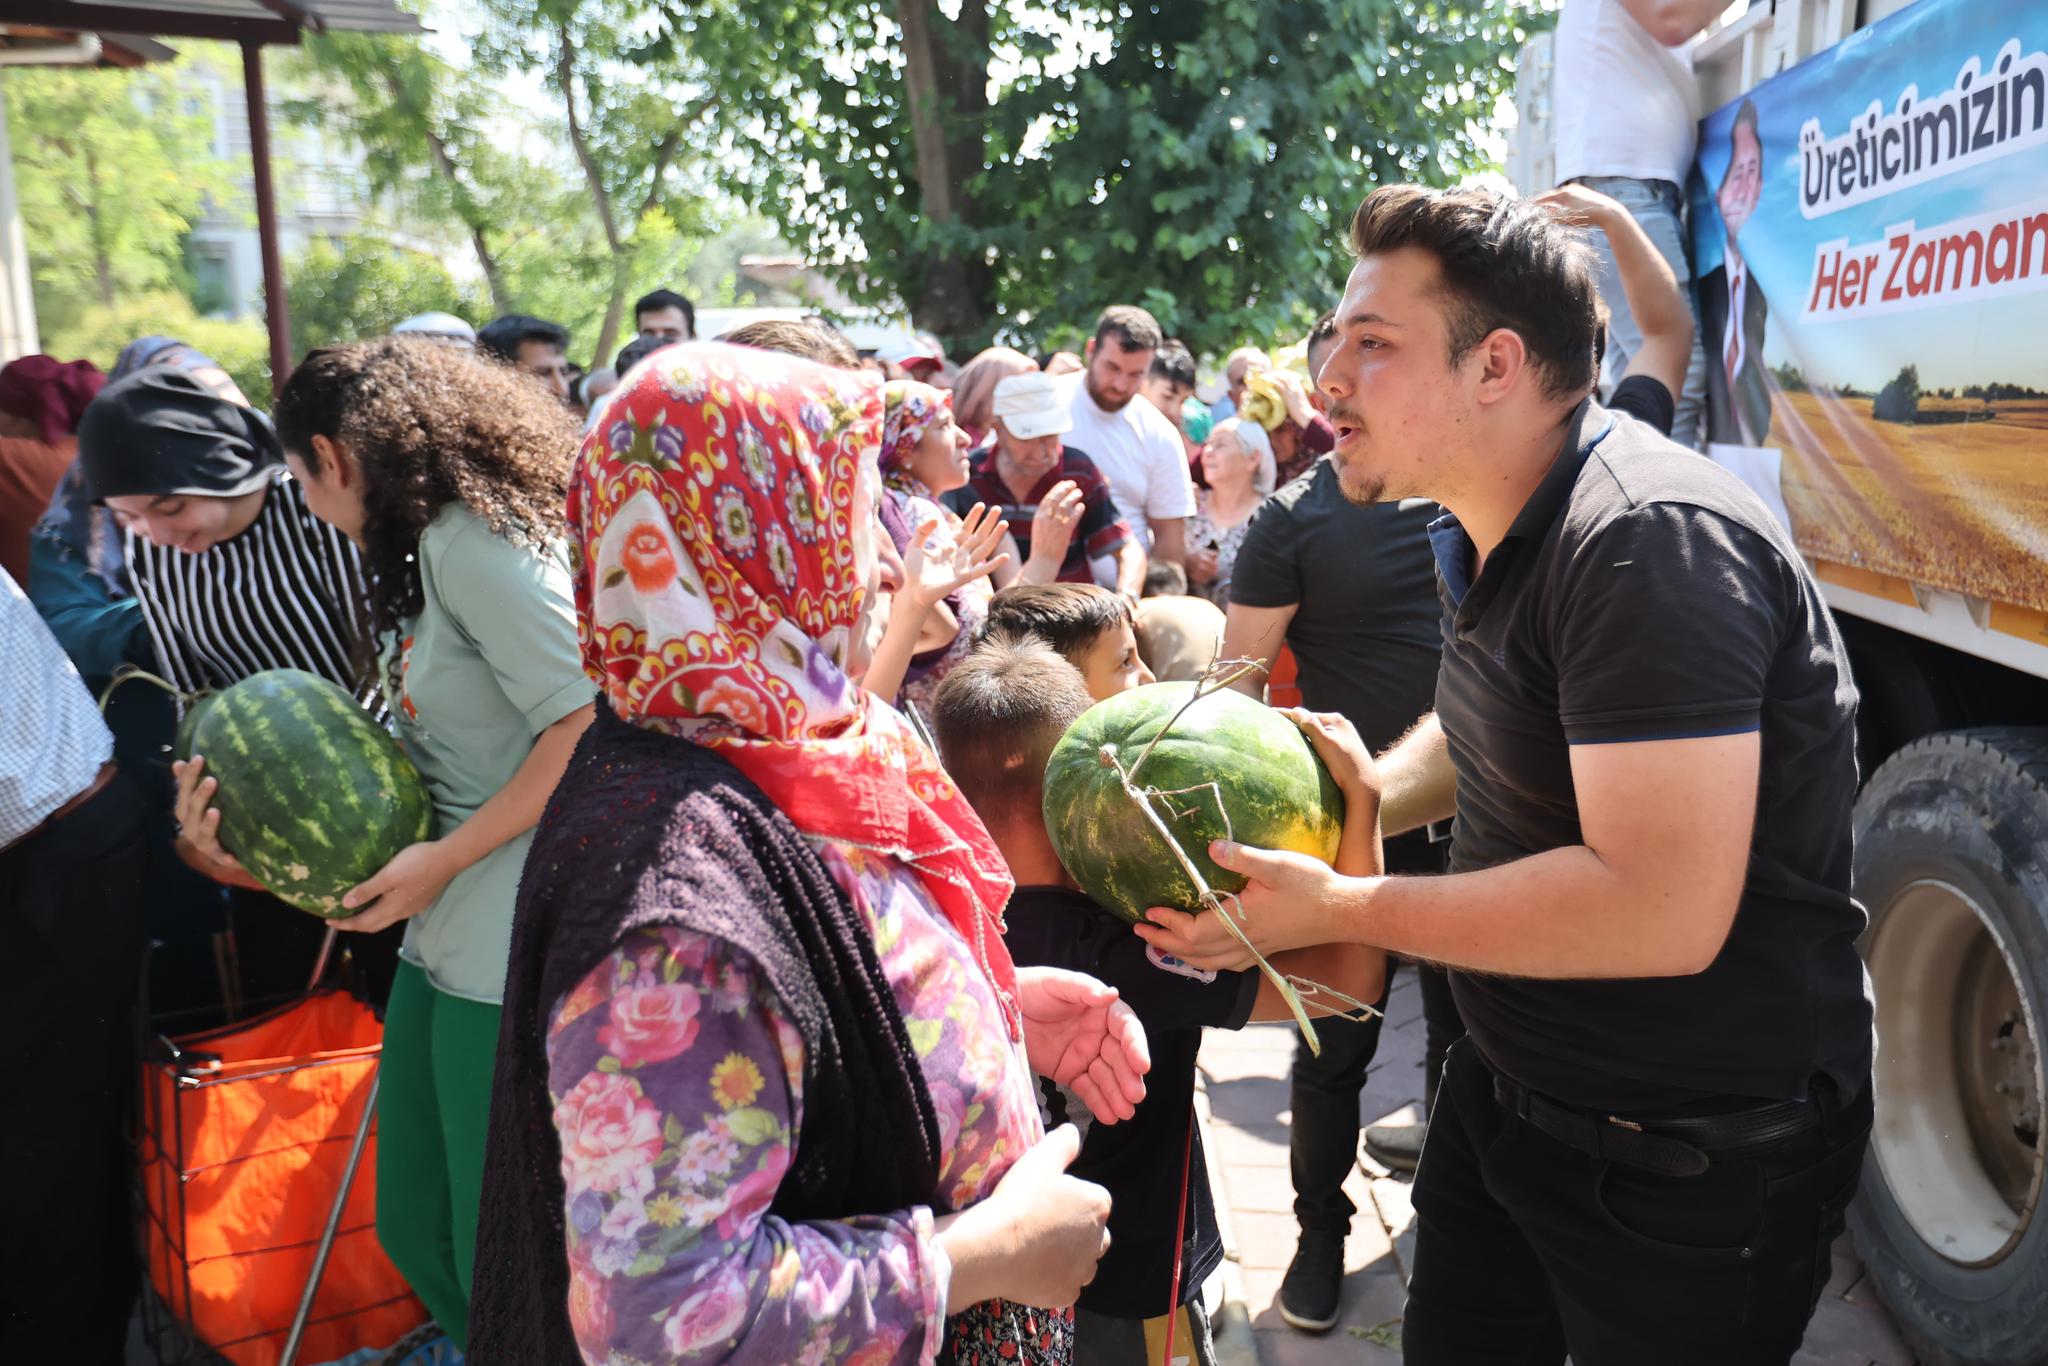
[
  {"xmin": 553, "ymin": 22, "xmax": 628, "ymax": 366},
  {"xmin": 367, "ymin": 57, "xmax": 512, "ymax": 316},
  {"xmin": 896, "ymin": 0, "xmax": 994, "ymax": 347}
]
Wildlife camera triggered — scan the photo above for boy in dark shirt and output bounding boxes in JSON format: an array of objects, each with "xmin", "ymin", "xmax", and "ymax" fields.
[{"xmin": 932, "ymin": 633, "xmax": 1386, "ymax": 1365}]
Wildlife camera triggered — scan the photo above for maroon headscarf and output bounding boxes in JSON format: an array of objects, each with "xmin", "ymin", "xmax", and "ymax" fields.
[{"xmin": 0, "ymin": 355, "xmax": 105, "ymax": 446}]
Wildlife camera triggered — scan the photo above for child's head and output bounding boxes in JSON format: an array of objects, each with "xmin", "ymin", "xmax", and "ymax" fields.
[
  {"xmin": 982, "ymin": 582, "xmax": 1154, "ymax": 700},
  {"xmin": 933, "ymin": 632, "xmax": 1095, "ymax": 853}
]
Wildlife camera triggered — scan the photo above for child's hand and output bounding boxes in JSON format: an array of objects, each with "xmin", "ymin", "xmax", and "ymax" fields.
[
  {"xmin": 902, "ymin": 508, "xmax": 1011, "ymax": 612},
  {"xmin": 1279, "ymin": 707, "xmax": 1381, "ymax": 803}
]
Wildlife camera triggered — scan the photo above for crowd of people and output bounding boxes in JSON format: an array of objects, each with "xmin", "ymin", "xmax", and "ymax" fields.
[{"xmin": 4, "ymin": 28, "xmax": 1873, "ymax": 1356}]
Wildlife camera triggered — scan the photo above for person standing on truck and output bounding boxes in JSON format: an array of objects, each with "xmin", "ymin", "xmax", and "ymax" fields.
[
  {"xmin": 1552, "ymin": 0, "xmax": 1724, "ymax": 447},
  {"xmin": 1138, "ymin": 184, "xmax": 1874, "ymax": 1366}
]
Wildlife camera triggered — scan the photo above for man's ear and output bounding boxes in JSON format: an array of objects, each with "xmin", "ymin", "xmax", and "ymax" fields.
[
  {"xmin": 1083, "ymin": 337, "xmax": 1097, "ymax": 365},
  {"xmin": 1471, "ymin": 328, "xmax": 1531, "ymax": 407}
]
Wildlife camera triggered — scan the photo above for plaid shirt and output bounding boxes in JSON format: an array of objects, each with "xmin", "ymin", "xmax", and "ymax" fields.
[
  {"xmin": 1, "ymin": 567, "xmax": 113, "ymax": 846},
  {"xmin": 943, "ymin": 445, "xmax": 1133, "ymax": 586}
]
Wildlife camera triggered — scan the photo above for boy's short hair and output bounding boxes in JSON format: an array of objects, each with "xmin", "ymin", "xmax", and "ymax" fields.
[
  {"xmin": 981, "ymin": 583, "xmax": 1132, "ymax": 664},
  {"xmin": 1143, "ymin": 560, "xmax": 1189, "ymax": 598},
  {"xmin": 1147, "ymin": 340, "xmax": 1197, "ymax": 389},
  {"xmin": 932, "ymin": 633, "xmax": 1095, "ymax": 831}
]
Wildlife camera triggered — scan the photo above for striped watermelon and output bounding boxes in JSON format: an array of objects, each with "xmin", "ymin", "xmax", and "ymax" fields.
[
  {"xmin": 188, "ymin": 669, "xmax": 436, "ymax": 918},
  {"xmin": 1042, "ymin": 682, "xmax": 1346, "ymax": 925},
  {"xmin": 173, "ymin": 691, "xmax": 219, "ymax": 764}
]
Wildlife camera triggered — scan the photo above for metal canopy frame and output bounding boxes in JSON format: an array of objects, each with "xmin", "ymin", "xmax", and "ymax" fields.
[{"xmin": 0, "ymin": 0, "xmax": 423, "ymax": 393}]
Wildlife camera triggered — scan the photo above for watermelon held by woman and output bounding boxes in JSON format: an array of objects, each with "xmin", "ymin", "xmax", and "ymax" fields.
[
  {"xmin": 186, "ymin": 669, "xmax": 436, "ymax": 918},
  {"xmin": 1041, "ymin": 681, "xmax": 1346, "ymax": 926}
]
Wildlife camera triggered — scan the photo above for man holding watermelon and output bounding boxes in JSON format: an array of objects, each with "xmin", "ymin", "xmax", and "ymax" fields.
[{"xmin": 1137, "ymin": 184, "xmax": 1871, "ymax": 1365}]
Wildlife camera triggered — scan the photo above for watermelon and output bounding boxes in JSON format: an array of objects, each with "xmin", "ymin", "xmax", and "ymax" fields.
[
  {"xmin": 186, "ymin": 669, "xmax": 436, "ymax": 918},
  {"xmin": 173, "ymin": 691, "xmax": 219, "ymax": 763},
  {"xmin": 1042, "ymin": 682, "xmax": 1346, "ymax": 925}
]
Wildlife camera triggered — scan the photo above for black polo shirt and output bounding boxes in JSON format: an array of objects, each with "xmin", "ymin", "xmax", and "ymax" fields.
[{"xmin": 1431, "ymin": 400, "xmax": 1871, "ymax": 1112}]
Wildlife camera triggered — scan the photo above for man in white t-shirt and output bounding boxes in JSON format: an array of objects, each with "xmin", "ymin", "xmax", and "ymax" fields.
[
  {"xmin": 1063, "ymin": 305, "xmax": 1197, "ymax": 565},
  {"xmin": 1553, "ymin": 0, "xmax": 1724, "ymax": 448}
]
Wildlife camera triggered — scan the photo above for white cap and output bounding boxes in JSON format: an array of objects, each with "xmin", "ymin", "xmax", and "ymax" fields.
[
  {"xmin": 877, "ymin": 334, "xmax": 944, "ymax": 372},
  {"xmin": 991, "ymin": 372, "xmax": 1072, "ymax": 441},
  {"xmin": 393, "ymin": 312, "xmax": 477, "ymax": 347}
]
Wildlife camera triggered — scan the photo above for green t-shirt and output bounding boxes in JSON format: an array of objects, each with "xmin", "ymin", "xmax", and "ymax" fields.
[{"xmin": 386, "ymin": 504, "xmax": 592, "ymax": 1003}]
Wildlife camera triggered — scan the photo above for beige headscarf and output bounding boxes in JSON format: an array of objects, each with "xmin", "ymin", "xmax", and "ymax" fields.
[{"xmin": 950, "ymin": 347, "xmax": 1037, "ymax": 446}]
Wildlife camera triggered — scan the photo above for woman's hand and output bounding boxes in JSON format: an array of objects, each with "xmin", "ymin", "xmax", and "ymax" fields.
[
  {"xmin": 903, "ymin": 507, "xmax": 1010, "ymax": 612},
  {"xmin": 1278, "ymin": 707, "xmax": 1382, "ymax": 804},
  {"xmin": 170, "ymin": 757, "xmax": 265, "ymax": 890},
  {"xmin": 1019, "ymin": 966, "xmax": 1150, "ymax": 1123},
  {"xmin": 335, "ymin": 840, "xmax": 459, "ymax": 933},
  {"xmin": 1134, "ymin": 840, "xmax": 1356, "ymax": 972},
  {"xmin": 935, "ymin": 1125, "xmax": 1112, "ymax": 1312},
  {"xmin": 1186, "ymin": 547, "xmax": 1220, "ymax": 586},
  {"xmin": 1025, "ymin": 481, "xmax": 1083, "ymax": 577}
]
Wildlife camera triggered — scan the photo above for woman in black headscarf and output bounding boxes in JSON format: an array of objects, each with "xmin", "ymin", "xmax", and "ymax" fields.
[{"xmin": 76, "ymin": 365, "xmax": 396, "ymax": 1009}]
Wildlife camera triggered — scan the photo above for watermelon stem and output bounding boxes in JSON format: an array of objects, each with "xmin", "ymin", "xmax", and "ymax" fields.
[
  {"xmin": 1123, "ymin": 655, "xmax": 1268, "ymax": 788},
  {"xmin": 96, "ymin": 664, "xmax": 190, "ymax": 714}
]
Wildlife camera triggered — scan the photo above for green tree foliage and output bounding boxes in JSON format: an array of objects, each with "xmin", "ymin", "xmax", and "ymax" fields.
[
  {"xmin": 648, "ymin": 0, "xmax": 1548, "ymax": 353},
  {"xmin": 286, "ymin": 234, "xmax": 490, "ymax": 349},
  {"xmin": 3, "ymin": 53, "xmax": 235, "ymax": 334},
  {"xmin": 469, "ymin": 0, "xmax": 724, "ymax": 365},
  {"xmin": 47, "ymin": 293, "xmax": 272, "ymax": 404},
  {"xmin": 1872, "ymin": 363, "xmax": 1921, "ymax": 424}
]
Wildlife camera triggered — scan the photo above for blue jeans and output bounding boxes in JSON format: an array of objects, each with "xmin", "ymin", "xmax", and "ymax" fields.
[{"xmin": 1573, "ymin": 176, "xmax": 1710, "ymax": 450}]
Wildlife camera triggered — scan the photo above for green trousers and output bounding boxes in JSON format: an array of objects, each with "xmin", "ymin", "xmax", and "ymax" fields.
[{"xmin": 376, "ymin": 959, "xmax": 502, "ymax": 1351}]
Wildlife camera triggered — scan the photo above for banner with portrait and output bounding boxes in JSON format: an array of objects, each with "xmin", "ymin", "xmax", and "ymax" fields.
[{"xmin": 1689, "ymin": 0, "xmax": 2048, "ymax": 618}]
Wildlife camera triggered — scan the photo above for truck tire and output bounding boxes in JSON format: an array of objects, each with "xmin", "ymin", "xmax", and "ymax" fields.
[{"xmin": 1850, "ymin": 729, "xmax": 2048, "ymax": 1366}]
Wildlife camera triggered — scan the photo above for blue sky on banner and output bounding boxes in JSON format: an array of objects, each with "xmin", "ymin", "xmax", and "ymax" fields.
[{"xmin": 1689, "ymin": 0, "xmax": 2048, "ymax": 393}]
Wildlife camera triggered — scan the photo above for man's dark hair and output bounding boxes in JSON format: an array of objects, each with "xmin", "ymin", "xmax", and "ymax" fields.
[
  {"xmin": 633, "ymin": 288, "xmax": 697, "ymax": 337},
  {"xmin": 1143, "ymin": 560, "xmax": 1189, "ymax": 598},
  {"xmin": 614, "ymin": 334, "xmax": 677, "ymax": 377},
  {"xmin": 720, "ymin": 319, "xmax": 862, "ymax": 370},
  {"xmin": 1347, "ymin": 185, "xmax": 1598, "ymax": 401},
  {"xmin": 1092, "ymin": 305, "xmax": 1164, "ymax": 355},
  {"xmin": 1305, "ymin": 311, "xmax": 1339, "ymax": 379},
  {"xmin": 476, "ymin": 314, "xmax": 569, "ymax": 365},
  {"xmin": 931, "ymin": 632, "xmax": 1094, "ymax": 833},
  {"xmin": 1721, "ymin": 100, "xmax": 1762, "ymax": 194},
  {"xmin": 1148, "ymin": 340, "xmax": 1197, "ymax": 389},
  {"xmin": 981, "ymin": 583, "xmax": 1131, "ymax": 665}
]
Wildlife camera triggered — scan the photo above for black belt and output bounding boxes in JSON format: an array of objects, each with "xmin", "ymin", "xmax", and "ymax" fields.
[{"xmin": 1491, "ymin": 1071, "xmax": 1822, "ymax": 1178}]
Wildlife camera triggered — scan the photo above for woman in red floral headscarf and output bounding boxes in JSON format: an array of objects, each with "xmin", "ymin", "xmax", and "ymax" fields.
[{"xmin": 472, "ymin": 343, "xmax": 1151, "ymax": 1366}]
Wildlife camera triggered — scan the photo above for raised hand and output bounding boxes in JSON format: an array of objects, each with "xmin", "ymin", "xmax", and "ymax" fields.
[
  {"xmin": 1027, "ymin": 481, "xmax": 1084, "ymax": 575},
  {"xmin": 903, "ymin": 508, "xmax": 1011, "ymax": 612}
]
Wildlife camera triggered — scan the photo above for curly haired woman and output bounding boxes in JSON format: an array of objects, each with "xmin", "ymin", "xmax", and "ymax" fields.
[{"xmin": 257, "ymin": 338, "xmax": 596, "ymax": 1346}]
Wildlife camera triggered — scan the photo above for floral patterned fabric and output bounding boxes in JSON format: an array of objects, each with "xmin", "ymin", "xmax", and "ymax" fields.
[
  {"xmin": 880, "ymin": 381, "xmax": 951, "ymax": 498},
  {"xmin": 546, "ymin": 839, "xmax": 1064, "ymax": 1366},
  {"xmin": 570, "ymin": 343, "xmax": 1020, "ymax": 1036}
]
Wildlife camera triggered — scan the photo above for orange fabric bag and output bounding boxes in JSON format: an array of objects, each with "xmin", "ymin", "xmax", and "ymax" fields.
[{"xmin": 140, "ymin": 989, "xmax": 424, "ymax": 1366}]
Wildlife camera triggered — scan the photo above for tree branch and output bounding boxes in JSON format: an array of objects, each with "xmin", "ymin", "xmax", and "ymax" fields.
[{"xmin": 554, "ymin": 20, "xmax": 623, "ymax": 256}]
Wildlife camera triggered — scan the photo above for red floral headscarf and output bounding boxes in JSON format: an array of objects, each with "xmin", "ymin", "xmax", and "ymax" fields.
[
  {"xmin": 569, "ymin": 342, "xmax": 1020, "ymax": 1033},
  {"xmin": 880, "ymin": 380, "xmax": 951, "ymax": 497}
]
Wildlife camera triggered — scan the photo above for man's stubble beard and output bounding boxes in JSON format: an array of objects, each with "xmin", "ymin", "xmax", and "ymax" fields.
[{"xmin": 1085, "ymin": 370, "xmax": 1131, "ymax": 413}]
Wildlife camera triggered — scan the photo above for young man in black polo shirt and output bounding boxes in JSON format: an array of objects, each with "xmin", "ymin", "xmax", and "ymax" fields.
[
  {"xmin": 1137, "ymin": 184, "xmax": 1872, "ymax": 1364},
  {"xmin": 1221, "ymin": 313, "xmax": 1460, "ymax": 1331}
]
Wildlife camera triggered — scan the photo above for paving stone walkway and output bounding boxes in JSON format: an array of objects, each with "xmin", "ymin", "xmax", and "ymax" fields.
[{"xmin": 1196, "ymin": 971, "xmax": 1920, "ymax": 1366}]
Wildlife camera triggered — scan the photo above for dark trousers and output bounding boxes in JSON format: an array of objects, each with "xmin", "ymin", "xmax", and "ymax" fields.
[
  {"xmin": 0, "ymin": 772, "xmax": 150, "ymax": 1365},
  {"xmin": 1403, "ymin": 1040, "xmax": 1872, "ymax": 1365},
  {"xmin": 1290, "ymin": 830, "xmax": 1461, "ymax": 1234}
]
